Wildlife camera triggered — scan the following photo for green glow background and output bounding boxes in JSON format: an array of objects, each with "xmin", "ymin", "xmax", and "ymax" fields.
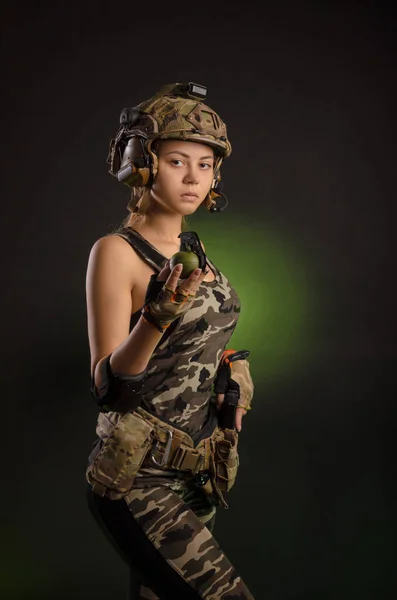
[{"xmin": 188, "ymin": 211, "xmax": 310, "ymax": 385}]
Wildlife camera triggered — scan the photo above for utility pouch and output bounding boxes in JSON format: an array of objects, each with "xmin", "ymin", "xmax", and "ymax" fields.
[
  {"xmin": 212, "ymin": 428, "xmax": 239, "ymax": 495},
  {"xmin": 86, "ymin": 411, "xmax": 154, "ymax": 500}
]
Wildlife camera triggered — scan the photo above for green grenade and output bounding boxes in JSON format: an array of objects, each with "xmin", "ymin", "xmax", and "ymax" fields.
[{"xmin": 169, "ymin": 250, "xmax": 200, "ymax": 279}]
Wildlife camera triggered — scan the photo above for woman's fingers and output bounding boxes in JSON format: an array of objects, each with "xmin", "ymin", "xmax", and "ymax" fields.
[
  {"xmin": 157, "ymin": 260, "xmax": 171, "ymax": 282},
  {"xmin": 216, "ymin": 393, "xmax": 225, "ymax": 409},
  {"xmin": 164, "ymin": 264, "xmax": 208, "ymax": 295},
  {"xmin": 164, "ymin": 263, "xmax": 185, "ymax": 291},
  {"xmin": 179, "ymin": 267, "xmax": 208, "ymax": 295},
  {"xmin": 217, "ymin": 393, "xmax": 246, "ymax": 432},
  {"xmin": 235, "ymin": 407, "xmax": 247, "ymax": 432}
]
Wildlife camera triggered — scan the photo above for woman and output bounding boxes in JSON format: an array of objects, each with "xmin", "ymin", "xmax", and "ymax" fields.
[{"xmin": 85, "ymin": 82, "xmax": 255, "ymax": 599}]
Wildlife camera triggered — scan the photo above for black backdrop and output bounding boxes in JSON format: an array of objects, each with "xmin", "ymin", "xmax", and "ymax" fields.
[{"xmin": 1, "ymin": 2, "xmax": 396, "ymax": 599}]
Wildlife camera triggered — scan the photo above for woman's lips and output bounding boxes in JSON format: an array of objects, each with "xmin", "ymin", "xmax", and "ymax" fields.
[{"xmin": 181, "ymin": 193, "xmax": 198, "ymax": 200}]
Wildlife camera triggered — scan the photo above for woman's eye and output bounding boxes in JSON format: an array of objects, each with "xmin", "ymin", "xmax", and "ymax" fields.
[{"xmin": 169, "ymin": 159, "xmax": 213, "ymax": 169}]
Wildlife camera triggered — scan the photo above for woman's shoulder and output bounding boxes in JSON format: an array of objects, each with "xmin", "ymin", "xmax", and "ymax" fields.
[
  {"xmin": 89, "ymin": 231, "xmax": 140, "ymax": 256},
  {"xmin": 87, "ymin": 232, "xmax": 142, "ymax": 274}
]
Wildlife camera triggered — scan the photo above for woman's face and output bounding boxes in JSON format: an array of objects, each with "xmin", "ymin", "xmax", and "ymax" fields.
[{"xmin": 150, "ymin": 140, "xmax": 215, "ymax": 215}]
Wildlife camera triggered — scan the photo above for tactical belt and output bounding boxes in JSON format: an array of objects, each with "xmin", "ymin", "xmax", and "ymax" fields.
[
  {"xmin": 98, "ymin": 407, "xmax": 213, "ymax": 474},
  {"xmin": 139, "ymin": 406, "xmax": 214, "ymax": 473},
  {"xmin": 94, "ymin": 407, "xmax": 235, "ymax": 508}
]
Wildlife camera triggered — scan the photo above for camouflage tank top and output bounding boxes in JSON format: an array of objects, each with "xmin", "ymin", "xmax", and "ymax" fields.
[{"xmin": 117, "ymin": 227, "xmax": 241, "ymax": 441}]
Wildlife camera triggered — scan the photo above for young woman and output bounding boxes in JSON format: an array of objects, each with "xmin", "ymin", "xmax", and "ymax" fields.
[{"xmin": 85, "ymin": 82, "xmax": 255, "ymax": 599}]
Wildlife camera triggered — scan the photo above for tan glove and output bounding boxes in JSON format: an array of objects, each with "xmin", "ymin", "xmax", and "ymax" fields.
[
  {"xmin": 142, "ymin": 262, "xmax": 208, "ymax": 332},
  {"xmin": 228, "ymin": 357, "xmax": 254, "ymax": 410}
]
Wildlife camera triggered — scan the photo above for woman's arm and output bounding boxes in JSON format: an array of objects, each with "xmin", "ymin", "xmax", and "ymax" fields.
[
  {"xmin": 86, "ymin": 234, "xmax": 207, "ymax": 393},
  {"xmin": 86, "ymin": 235, "xmax": 164, "ymax": 391}
]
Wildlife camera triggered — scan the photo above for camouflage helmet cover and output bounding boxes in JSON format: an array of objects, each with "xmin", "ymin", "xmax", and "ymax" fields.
[{"xmin": 135, "ymin": 86, "xmax": 232, "ymax": 159}]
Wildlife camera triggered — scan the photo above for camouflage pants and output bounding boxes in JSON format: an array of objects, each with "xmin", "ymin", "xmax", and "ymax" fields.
[{"xmin": 86, "ymin": 481, "xmax": 255, "ymax": 599}]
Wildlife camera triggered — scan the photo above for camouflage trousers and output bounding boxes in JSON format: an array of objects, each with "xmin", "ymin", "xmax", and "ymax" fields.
[{"xmin": 86, "ymin": 481, "xmax": 255, "ymax": 599}]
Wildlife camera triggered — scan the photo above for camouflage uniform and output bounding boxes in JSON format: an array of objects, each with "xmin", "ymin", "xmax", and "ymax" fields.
[{"xmin": 86, "ymin": 228, "xmax": 255, "ymax": 599}]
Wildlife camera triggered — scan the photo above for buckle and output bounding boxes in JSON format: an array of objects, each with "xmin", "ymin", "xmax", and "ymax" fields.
[
  {"xmin": 171, "ymin": 446, "xmax": 187, "ymax": 470},
  {"xmin": 171, "ymin": 446, "xmax": 204, "ymax": 473},
  {"xmin": 150, "ymin": 428, "xmax": 174, "ymax": 467}
]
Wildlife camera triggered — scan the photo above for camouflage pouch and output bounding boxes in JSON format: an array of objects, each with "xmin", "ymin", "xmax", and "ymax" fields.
[
  {"xmin": 86, "ymin": 411, "xmax": 154, "ymax": 500},
  {"xmin": 212, "ymin": 428, "xmax": 239, "ymax": 494}
]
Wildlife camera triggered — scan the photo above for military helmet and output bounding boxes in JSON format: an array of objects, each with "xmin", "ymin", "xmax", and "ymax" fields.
[{"xmin": 107, "ymin": 82, "xmax": 231, "ymax": 212}]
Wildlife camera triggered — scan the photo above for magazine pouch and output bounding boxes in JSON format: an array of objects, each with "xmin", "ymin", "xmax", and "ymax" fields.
[
  {"xmin": 212, "ymin": 427, "xmax": 239, "ymax": 494},
  {"xmin": 86, "ymin": 411, "xmax": 154, "ymax": 500}
]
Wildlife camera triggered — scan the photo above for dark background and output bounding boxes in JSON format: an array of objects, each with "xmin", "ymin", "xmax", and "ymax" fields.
[{"xmin": 1, "ymin": 1, "xmax": 396, "ymax": 599}]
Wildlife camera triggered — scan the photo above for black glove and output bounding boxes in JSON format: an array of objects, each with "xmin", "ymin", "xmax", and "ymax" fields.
[
  {"xmin": 144, "ymin": 273, "xmax": 164, "ymax": 304},
  {"xmin": 214, "ymin": 349, "xmax": 251, "ymax": 395}
]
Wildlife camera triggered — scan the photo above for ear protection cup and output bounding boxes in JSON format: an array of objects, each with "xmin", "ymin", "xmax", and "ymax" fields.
[{"xmin": 115, "ymin": 136, "xmax": 151, "ymax": 187}]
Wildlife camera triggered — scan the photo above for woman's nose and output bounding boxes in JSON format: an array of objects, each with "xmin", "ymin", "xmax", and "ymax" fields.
[{"xmin": 184, "ymin": 168, "xmax": 199, "ymax": 184}]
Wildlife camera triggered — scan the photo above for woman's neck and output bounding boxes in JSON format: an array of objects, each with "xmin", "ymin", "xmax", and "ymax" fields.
[{"xmin": 134, "ymin": 209, "xmax": 183, "ymax": 244}]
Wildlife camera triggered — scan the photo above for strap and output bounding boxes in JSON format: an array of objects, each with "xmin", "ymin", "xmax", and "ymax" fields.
[
  {"xmin": 169, "ymin": 438, "xmax": 211, "ymax": 473},
  {"xmin": 117, "ymin": 227, "xmax": 167, "ymax": 273},
  {"xmin": 134, "ymin": 407, "xmax": 214, "ymax": 474},
  {"xmin": 151, "ymin": 435, "xmax": 211, "ymax": 474}
]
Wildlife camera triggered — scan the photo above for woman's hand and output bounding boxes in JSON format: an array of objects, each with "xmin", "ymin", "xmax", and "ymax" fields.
[
  {"xmin": 213, "ymin": 349, "xmax": 253, "ymax": 433},
  {"xmin": 157, "ymin": 259, "xmax": 207, "ymax": 287},
  {"xmin": 142, "ymin": 261, "xmax": 208, "ymax": 332},
  {"xmin": 215, "ymin": 393, "xmax": 247, "ymax": 432}
]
